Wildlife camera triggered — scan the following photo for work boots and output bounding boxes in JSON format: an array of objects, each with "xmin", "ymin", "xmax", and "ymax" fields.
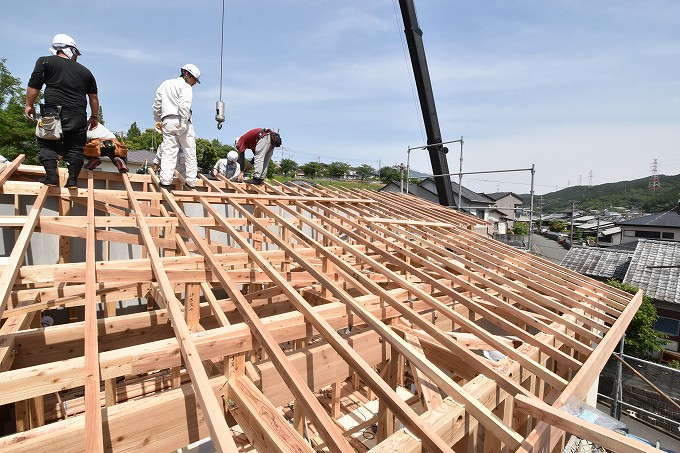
[
  {"xmin": 245, "ymin": 178, "xmax": 264, "ymax": 185},
  {"xmin": 65, "ymin": 162, "xmax": 82, "ymax": 188},
  {"xmin": 39, "ymin": 159, "xmax": 59, "ymax": 187}
]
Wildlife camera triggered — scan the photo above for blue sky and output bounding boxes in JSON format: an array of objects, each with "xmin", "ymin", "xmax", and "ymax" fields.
[{"xmin": 3, "ymin": 1, "xmax": 680, "ymax": 195}]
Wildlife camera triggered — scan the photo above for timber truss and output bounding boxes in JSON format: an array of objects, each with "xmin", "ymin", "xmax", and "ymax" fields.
[{"xmin": 0, "ymin": 155, "xmax": 655, "ymax": 452}]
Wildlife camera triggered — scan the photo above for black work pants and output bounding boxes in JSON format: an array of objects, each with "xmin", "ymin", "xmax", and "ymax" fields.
[{"xmin": 38, "ymin": 108, "xmax": 87, "ymax": 179}]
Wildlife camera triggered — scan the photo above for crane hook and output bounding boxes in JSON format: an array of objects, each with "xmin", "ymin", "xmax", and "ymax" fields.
[{"xmin": 215, "ymin": 100, "xmax": 225, "ymax": 130}]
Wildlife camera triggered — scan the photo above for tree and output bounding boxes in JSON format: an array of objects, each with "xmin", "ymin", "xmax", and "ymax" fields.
[
  {"xmin": 127, "ymin": 122, "xmax": 141, "ymax": 139},
  {"xmin": 326, "ymin": 161, "xmax": 351, "ymax": 179},
  {"xmin": 550, "ymin": 220, "xmax": 567, "ymax": 233},
  {"xmin": 0, "ymin": 59, "xmax": 39, "ymax": 164},
  {"xmin": 98, "ymin": 106, "xmax": 105, "ymax": 125},
  {"xmin": 355, "ymin": 164, "xmax": 375, "ymax": 180},
  {"xmin": 266, "ymin": 161, "xmax": 278, "ymax": 179},
  {"xmin": 606, "ymin": 280, "xmax": 668, "ymax": 359},
  {"xmin": 279, "ymin": 158, "xmax": 298, "ymax": 177},
  {"xmin": 196, "ymin": 138, "xmax": 229, "ymax": 174},
  {"xmin": 379, "ymin": 166, "xmax": 400, "ymax": 184},
  {"xmin": 123, "ymin": 127, "xmax": 161, "ymax": 151},
  {"xmin": 300, "ymin": 161, "xmax": 324, "ymax": 178},
  {"xmin": 512, "ymin": 222, "xmax": 528, "ymax": 235}
]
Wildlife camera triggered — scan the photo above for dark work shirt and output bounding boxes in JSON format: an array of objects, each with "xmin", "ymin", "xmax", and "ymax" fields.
[{"xmin": 28, "ymin": 55, "xmax": 97, "ymax": 111}]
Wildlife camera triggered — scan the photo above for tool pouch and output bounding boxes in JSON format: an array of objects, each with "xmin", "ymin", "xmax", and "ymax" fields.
[
  {"xmin": 83, "ymin": 138, "xmax": 102, "ymax": 157},
  {"xmin": 271, "ymin": 132, "xmax": 282, "ymax": 147},
  {"xmin": 112, "ymin": 139, "xmax": 128, "ymax": 158},
  {"xmin": 35, "ymin": 104, "xmax": 63, "ymax": 140}
]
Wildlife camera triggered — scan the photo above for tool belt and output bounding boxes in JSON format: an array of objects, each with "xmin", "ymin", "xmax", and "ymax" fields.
[
  {"xmin": 83, "ymin": 137, "xmax": 128, "ymax": 158},
  {"xmin": 35, "ymin": 104, "xmax": 63, "ymax": 140},
  {"xmin": 257, "ymin": 128, "xmax": 282, "ymax": 147}
]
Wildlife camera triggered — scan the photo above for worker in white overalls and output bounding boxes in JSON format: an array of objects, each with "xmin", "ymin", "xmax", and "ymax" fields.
[{"xmin": 152, "ymin": 64, "xmax": 200, "ymax": 188}]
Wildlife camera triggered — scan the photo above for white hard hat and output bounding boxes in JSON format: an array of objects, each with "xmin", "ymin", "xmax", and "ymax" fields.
[
  {"xmin": 181, "ymin": 64, "xmax": 201, "ymax": 83},
  {"xmin": 52, "ymin": 33, "xmax": 80, "ymax": 55},
  {"xmin": 227, "ymin": 150, "xmax": 238, "ymax": 162},
  {"xmin": 41, "ymin": 316, "xmax": 55, "ymax": 327},
  {"xmin": 233, "ymin": 136, "xmax": 240, "ymax": 148}
]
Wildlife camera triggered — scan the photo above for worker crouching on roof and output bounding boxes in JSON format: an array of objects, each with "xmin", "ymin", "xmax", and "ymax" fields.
[
  {"xmin": 212, "ymin": 150, "xmax": 241, "ymax": 181},
  {"xmin": 152, "ymin": 64, "xmax": 200, "ymax": 188},
  {"xmin": 24, "ymin": 33, "xmax": 99, "ymax": 188},
  {"xmin": 83, "ymin": 124, "xmax": 129, "ymax": 173},
  {"xmin": 233, "ymin": 128, "xmax": 282, "ymax": 185}
]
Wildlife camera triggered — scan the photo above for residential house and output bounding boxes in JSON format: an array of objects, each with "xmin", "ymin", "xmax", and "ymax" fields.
[
  {"xmin": 617, "ymin": 211, "xmax": 680, "ymax": 244},
  {"xmin": 91, "ymin": 149, "xmax": 157, "ymax": 174},
  {"xmin": 623, "ymin": 239, "xmax": 680, "ymax": 353},
  {"xmin": 561, "ymin": 239, "xmax": 680, "ymax": 355},
  {"xmin": 483, "ymin": 192, "xmax": 524, "ymax": 228},
  {"xmin": 381, "ymin": 177, "xmax": 495, "ymax": 221}
]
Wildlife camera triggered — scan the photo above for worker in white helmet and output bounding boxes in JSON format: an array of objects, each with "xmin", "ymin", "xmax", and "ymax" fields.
[
  {"xmin": 211, "ymin": 150, "xmax": 241, "ymax": 181},
  {"xmin": 152, "ymin": 64, "xmax": 201, "ymax": 188},
  {"xmin": 24, "ymin": 33, "xmax": 99, "ymax": 188}
]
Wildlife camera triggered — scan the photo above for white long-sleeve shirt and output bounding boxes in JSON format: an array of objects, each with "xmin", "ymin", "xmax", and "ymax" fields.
[
  {"xmin": 86, "ymin": 124, "xmax": 116, "ymax": 140},
  {"xmin": 152, "ymin": 77, "xmax": 193, "ymax": 123},
  {"xmin": 213, "ymin": 158, "xmax": 241, "ymax": 181}
]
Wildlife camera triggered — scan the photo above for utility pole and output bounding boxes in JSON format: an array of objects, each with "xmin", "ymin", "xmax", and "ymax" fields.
[
  {"xmin": 399, "ymin": 163, "xmax": 405, "ymax": 193},
  {"xmin": 570, "ymin": 202, "xmax": 576, "ymax": 245}
]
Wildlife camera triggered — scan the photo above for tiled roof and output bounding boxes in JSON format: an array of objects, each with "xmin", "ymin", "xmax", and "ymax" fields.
[
  {"xmin": 483, "ymin": 192, "xmax": 524, "ymax": 203},
  {"xmin": 418, "ymin": 178, "xmax": 495, "ymax": 204},
  {"xmin": 560, "ymin": 246, "xmax": 633, "ymax": 280},
  {"xmin": 623, "ymin": 239, "xmax": 680, "ymax": 304},
  {"xmin": 127, "ymin": 150, "xmax": 158, "ymax": 164},
  {"xmin": 617, "ymin": 211, "xmax": 680, "ymax": 228}
]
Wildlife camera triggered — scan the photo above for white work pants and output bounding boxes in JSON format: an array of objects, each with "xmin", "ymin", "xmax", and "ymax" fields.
[
  {"xmin": 159, "ymin": 118, "xmax": 197, "ymax": 187},
  {"xmin": 253, "ymin": 134, "xmax": 274, "ymax": 180}
]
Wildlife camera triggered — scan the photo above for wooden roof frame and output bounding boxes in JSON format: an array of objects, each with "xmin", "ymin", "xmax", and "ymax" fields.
[{"xmin": 0, "ymin": 156, "xmax": 657, "ymax": 452}]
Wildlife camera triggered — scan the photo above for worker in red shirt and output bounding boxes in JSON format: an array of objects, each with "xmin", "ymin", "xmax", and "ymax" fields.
[{"xmin": 233, "ymin": 128, "xmax": 281, "ymax": 185}]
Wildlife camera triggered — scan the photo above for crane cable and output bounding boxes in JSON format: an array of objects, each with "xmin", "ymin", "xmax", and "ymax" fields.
[{"xmin": 215, "ymin": 0, "xmax": 226, "ymax": 129}]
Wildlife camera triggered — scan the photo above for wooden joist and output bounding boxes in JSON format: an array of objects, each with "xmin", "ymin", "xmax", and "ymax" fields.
[{"xmin": 0, "ymin": 164, "xmax": 649, "ymax": 453}]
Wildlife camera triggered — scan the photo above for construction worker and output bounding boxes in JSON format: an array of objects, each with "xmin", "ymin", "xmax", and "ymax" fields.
[
  {"xmin": 152, "ymin": 64, "xmax": 200, "ymax": 188},
  {"xmin": 233, "ymin": 128, "xmax": 282, "ymax": 185},
  {"xmin": 24, "ymin": 33, "xmax": 99, "ymax": 187},
  {"xmin": 211, "ymin": 150, "xmax": 241, "ymax": 181},
  {"xmin": 83, "ymin": 124, "xmax": 129, "ymax": 172}
]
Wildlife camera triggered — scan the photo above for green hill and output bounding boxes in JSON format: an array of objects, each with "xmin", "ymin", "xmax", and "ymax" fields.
[{"xmin": 521, "ymin": 174, "xmax": 680, "ymax": 214}]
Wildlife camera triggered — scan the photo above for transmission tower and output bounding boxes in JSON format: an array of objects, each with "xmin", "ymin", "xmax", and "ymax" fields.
[
  {"xmin": 588, "ymin": 170, "xmax": 594, "ymax": 187},
  {"xmin": 648, "ymin": 159, "xmax": 660, "ymax": 191}
]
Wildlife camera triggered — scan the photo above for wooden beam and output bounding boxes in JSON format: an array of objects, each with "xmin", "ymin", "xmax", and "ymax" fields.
[
  {"xmin": 0, "ymin": 185, "xmax": 48, "ymax": 319},
  {"xmin": 514, "ymin": 395, "xmax": 658, "ymax": 453},
  {"xmin": 0, "ymin": 154, "xmax": 25, "ymax": 186},
  {"xmin": 404, "ymin": 332, "xmax": 442, "ymax": 411},
  {"xmin": 162, "ymin": 185, "xmax": 354, "ymax": 453},
  {"xmin": 198, "ymin": 192, "xmax": 458, "ymax": 452},
  {"xmin": 227, "ymin": 376, "xmax": 314, "ymax": 453},
  {"xmin": 517, "ymin": 290, "xmax": 645, "ymax": 453},
  {"xmin": 121, "ymin": 175, "xmax": 238, "ymax": 452},
  {"xmin": 83, "ymin": 172, "xmax": 104, "ymax": 452}
]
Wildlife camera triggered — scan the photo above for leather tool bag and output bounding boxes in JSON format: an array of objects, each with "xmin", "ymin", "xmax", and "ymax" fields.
[
  {"xmin": 112, "ymin": 138, "xmax": 128, "ymax": 158},
  {"xmin": 83, "ymin": 138, "xmax": 129, "ymax": 158},
  {"xmin": 35, "ymin": 104, "xmax": 63, "ymax": 140},
  {"xmin": 83, "ymin": 138, "xmax": 102, "ymax": 157}
]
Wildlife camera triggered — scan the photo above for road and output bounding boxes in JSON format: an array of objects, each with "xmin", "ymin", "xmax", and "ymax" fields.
[{"xmin": 529, "ymin": 231, "xmax": 570, "ymax": 265}]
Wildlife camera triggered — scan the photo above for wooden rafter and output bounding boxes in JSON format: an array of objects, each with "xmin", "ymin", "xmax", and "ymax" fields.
[{"xmin": 0, "ymin": 165, "xmax": 653, "ymax": 453}]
